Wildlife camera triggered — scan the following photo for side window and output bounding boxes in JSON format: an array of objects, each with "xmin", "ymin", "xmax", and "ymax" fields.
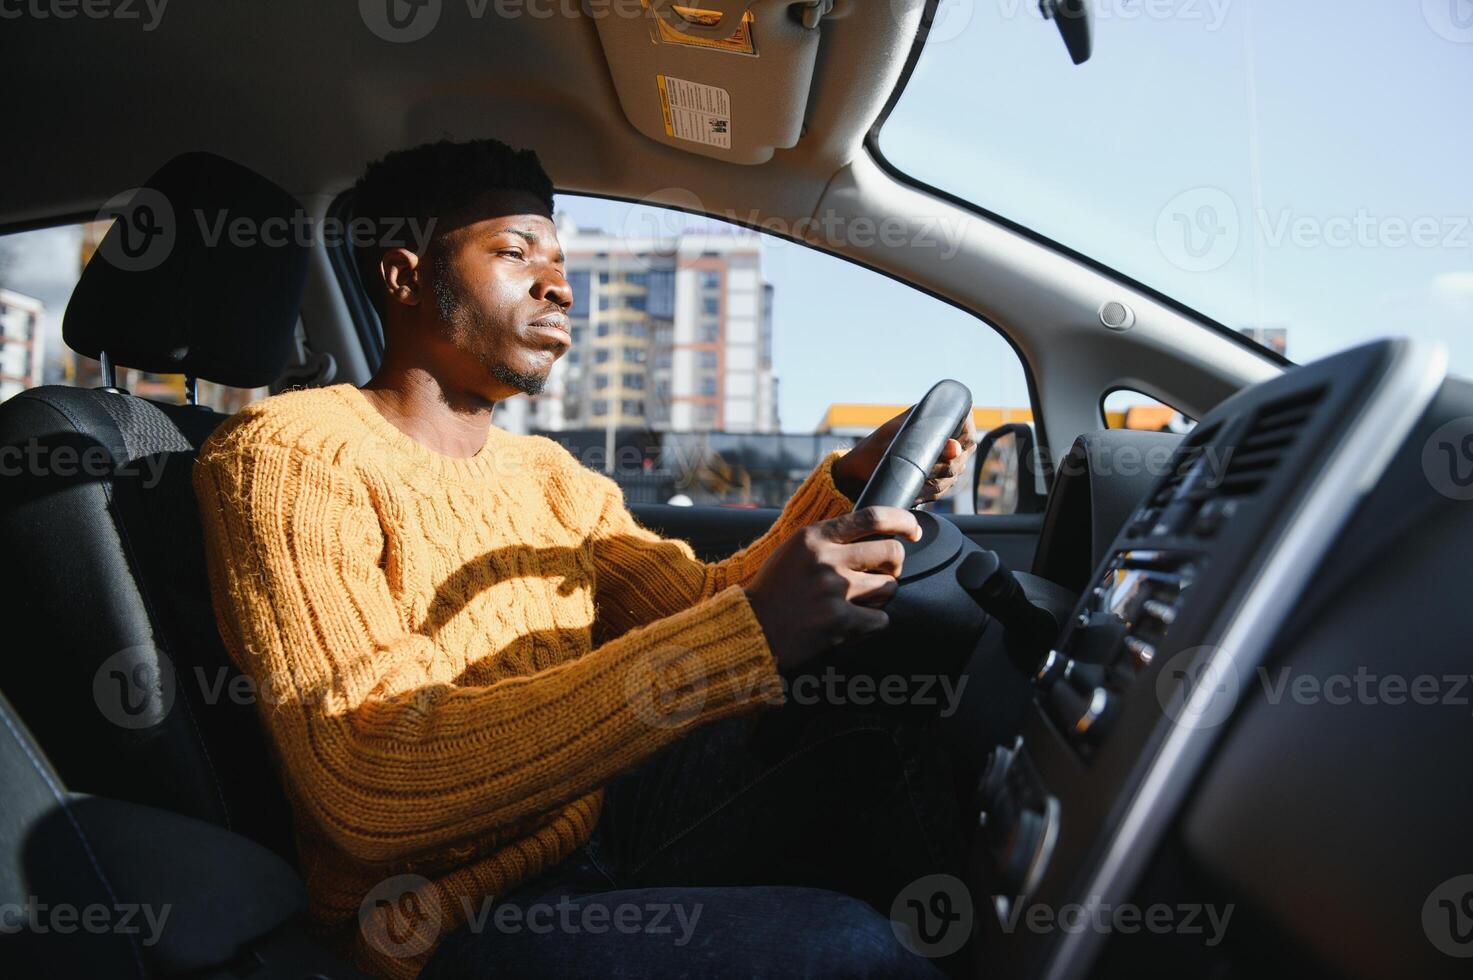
[
  {"xmin": 1102, "ymin": 389, "xmax": 1196, "ymax": 434},
  {"xmin": 491, "ymin": 195, "xmax": 1033, "ymax": 511},
  {"xmin": 0, "ymin": 221, "xmax": 268, "ymax": 411}
]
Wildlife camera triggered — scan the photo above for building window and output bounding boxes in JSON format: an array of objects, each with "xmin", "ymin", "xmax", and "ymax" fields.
[
  {"xmin": 592, "ymin": 399, "xmax": 609, "ymax": 416},
  {"xmin": 698, "ymin": 350, "xmax": 718, "ymax": 370},
  {"xmin": 593, "ymin": 373, "xmax": 610, "ymax": 391},
  {"xmin": 567, "ymin": 350, "xmax": 581, "ymax": 367},
  {"xmin": 596, "ymin": 322, "xmax": 610, "ymax": 337},
  {"xmin": 623, "ymin": 346, "xmax": 646, "ymax": 364},
  {"xmin": 654, "ymin": 350, "xmax": 673, "ymax": 369},
  {"xmin": 627, "ymin": 293, "xmax": 647, "ymax": 312},
  {"xmin": 567, "ymin": 270, "xmax": 591, "ymax": 316},
  {"xmin": 699, "ymin": 374, "xmax": 718, "ymax": 396},
  {"xmin": 701, "ymin": 296, "xmax": 719, "ymax": 315},
  {"xmin": 699, "ymin": 320, "xmax": 719, "ymax": 343},
  {"xmin": 695, "ymin": 402, "xmax": 718, "ymax": 425},
  {"xmin": 647, "ymin": 270, "xmax": 675, "ymax": 318},
  {"xmin": 599, "ymin": 295, "xmax": 615, "ymax": 311},
  {"xmin": 625, "ymin": 321, "xmax": 649, "ymax": 339},
  {"xmin": 621, "ymin": 399, "xmax": 644, "ymax": 416},
  {"xmin": 595, "ymin": 349, "xmax": 611, "ymax": 364},
  {"xmin": 700, "ymin": 270, "xmax": 720, "ymax": 290},
  {"xmin": 622, "ymin": 372, "xmax": 645, "ymax": 390}
]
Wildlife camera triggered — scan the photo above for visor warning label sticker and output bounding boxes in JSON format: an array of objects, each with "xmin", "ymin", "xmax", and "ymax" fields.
[{"xmin": 657, "ymin": 75, "xmax": 731, "ymax": 149}]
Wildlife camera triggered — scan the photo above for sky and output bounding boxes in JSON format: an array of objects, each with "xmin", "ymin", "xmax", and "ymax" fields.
[
  {"xmin": 880, "ymin": 0, "xmax": 1473, "ymax": 375},
  {"xmin": 5, "ymin": 1, "xmax": 1469, "ymax": 430}
]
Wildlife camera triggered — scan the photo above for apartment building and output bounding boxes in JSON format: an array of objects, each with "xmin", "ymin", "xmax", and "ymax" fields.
[
  {"xmin": 523, "ymin": 216, "xmax": 779, "ymax": 434},
  {"xmin": 0, "ymin": 289, "xmax": 45, "ymax": 403}
]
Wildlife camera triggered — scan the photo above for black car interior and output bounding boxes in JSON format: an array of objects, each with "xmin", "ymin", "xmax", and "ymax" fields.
[{"xmin": 2, "ymin": 153, "xmax": 1470, "ymax": 980}]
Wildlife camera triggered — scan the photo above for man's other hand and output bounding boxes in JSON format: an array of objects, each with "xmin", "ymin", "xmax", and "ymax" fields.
[
  {"xmin": 744, "ymin": 507, "xmax": 922, "ymax": 672},
  {"xmin": 831, "ymin": 407, "xmax": 978, "ymax": 505}
]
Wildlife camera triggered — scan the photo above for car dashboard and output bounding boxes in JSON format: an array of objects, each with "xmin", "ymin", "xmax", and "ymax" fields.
[{"xmin": 969, "ymin": 339, "xmax": 1471, "ymax": 979}]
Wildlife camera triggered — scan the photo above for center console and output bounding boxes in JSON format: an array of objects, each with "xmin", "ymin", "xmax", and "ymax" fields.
[{"xmin": 967, "ymin": 339, "xmax": 1449, "ymax": 979}]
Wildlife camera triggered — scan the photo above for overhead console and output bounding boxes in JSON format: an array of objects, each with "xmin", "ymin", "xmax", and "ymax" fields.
[{"xmin": 969, "ymin": 339, "xmax": 1449, "ymax": 979}]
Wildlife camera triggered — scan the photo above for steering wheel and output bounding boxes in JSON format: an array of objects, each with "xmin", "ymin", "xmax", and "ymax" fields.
[
  {"xmin": 852, "ymin": 379, "xmax": 975, "ymax": 512},
  {"xmin": 842, "ymin": 379, "xmax": 1059, "ymax": 678}
]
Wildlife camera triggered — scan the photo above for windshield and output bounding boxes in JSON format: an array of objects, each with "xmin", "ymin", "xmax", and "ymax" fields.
[{"xmin": 879, "ymin": 2, "xmax": 1473, "ymax": 373}]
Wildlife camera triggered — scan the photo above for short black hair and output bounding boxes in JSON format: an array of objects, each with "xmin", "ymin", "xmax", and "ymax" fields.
[{"xmin": 350, "ymin": 138, "xmax": 555, "ymax": 315}]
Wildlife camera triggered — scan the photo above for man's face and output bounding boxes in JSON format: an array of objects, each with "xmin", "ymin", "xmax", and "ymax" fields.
[{"xmin": 416, "ymin": 190, "xmax": 572, "ymax": 399}]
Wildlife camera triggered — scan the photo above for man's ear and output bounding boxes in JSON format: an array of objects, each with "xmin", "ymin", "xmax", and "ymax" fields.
[{"xmin": 380, "ymin": 248, "xmax": 423, "ymax": 309}]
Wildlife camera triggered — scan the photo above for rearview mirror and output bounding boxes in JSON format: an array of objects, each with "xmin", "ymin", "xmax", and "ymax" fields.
[{"xmin": 973, "ymin": 423, "xmax": 1047, "ymax": 515}]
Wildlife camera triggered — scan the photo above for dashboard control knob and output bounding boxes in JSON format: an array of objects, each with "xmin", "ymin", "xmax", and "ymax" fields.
[
  {"xmin": 1142, "ymin": 599, "xmax": 1177, "ymax": 627},
  {"xmin": 1049, "ymin": 683, "xmax": 1117, "ymax": 743},
  {"xmin": 1070, "ymin": 614, "xmax": 1128, "ymax": 664},
  {"xmin": 1124, "ymin": 636, "xmax": 1156, "ymax": 667},
  {"xmin": 1035, "ymin": 649, "xmax": 1067, "ymax": 690},
  {"xmin": 1063, "ymin": 659, "xmax": 1107, "ymax": 691},
  {"xmin": 973, "ymin": 742, "xmax": 1017, "ymax": 815}
]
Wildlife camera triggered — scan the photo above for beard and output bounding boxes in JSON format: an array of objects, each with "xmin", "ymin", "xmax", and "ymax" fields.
[
  {"xmin": 432, "ymin": 265, "xmax": 548, "ymax": 397},
  {"xmin": 490, "ymin": 362, "xmax": 547, "ymax": 397}
]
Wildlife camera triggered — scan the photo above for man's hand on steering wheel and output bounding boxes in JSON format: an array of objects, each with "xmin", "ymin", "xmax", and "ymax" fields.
[{"xmin": 831, "ymin": 406, "xmax": 978, "ymax": 505}]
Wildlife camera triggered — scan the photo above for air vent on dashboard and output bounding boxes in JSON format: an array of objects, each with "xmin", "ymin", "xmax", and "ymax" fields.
[
  {"xmin": 1205, "ymin": 386, "xmax": 1327, "ymax": 498},
  {"xmin": 1146, "ymin": 423, "xmax": 1220, "ymax": 508},
  {"xmin": 1123, "ymin": 384, "xmax": 1326, "ymax": 542}
]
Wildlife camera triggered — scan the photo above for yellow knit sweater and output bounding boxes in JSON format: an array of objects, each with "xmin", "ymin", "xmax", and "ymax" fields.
[{"xmin": 192, "ymin": 383, "xmax": 853, "ymax": 978}]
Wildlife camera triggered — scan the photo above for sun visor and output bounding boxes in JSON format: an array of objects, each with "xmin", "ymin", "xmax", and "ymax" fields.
[{"xmin": 594, "ymin": 0, "xmax": 830, "ymax": 165}]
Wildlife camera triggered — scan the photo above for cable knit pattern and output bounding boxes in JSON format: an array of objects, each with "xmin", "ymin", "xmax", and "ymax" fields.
[{"xmin": 191, "ymin": 383, "xmax": 854, "ymax": 978}]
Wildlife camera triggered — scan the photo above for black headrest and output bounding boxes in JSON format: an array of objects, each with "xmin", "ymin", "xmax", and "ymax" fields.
[{"xmin": 63, "ymin": 152, "xmax": 309, "ymax": 389}]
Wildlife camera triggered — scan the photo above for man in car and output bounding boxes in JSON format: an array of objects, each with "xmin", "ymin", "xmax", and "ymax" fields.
[{"xmin": 194, "ymin": 138, "xmax": 976, "ymax": 979}]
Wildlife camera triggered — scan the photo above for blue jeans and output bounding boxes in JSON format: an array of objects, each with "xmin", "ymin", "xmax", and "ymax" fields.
[{"xmin": 421, "ymin": 708, "xmax": 966, "ymax": 979}]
